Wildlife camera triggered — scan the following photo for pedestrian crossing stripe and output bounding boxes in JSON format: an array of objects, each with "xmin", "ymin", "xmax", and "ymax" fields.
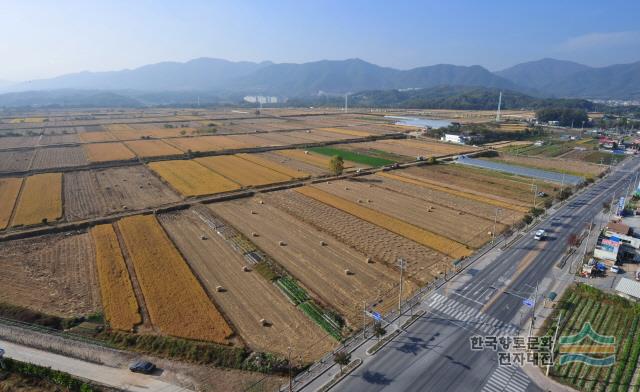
[{"xmin": 481, "ymin": 365, "xmax": 530, "ymax": 392}]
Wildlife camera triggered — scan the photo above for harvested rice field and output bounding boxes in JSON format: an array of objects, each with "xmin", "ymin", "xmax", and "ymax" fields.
[
  {"xmin": 400, "ymin": 164, "xmax": 557, "ymax": 208},
  {"xmin": 208, "ymin": 197, "xmax": 404, "ymax": 325},
  {"xmin": 0, "ymin": 231, "xmax": 99, "ymax": 317},
  {"xmin": 12, "ymin": 173, "xmax": 63, "ymax": 227},
  {"xmin": 248, "ymin": 151, "xmax": 326, "ymax": 177},
  {"xmin": 63, "ymin": 166, "xmax": 181, "ymax": 220},
  {"xmin": 297, "ymin": 186, "xmax": 472, "ymax": 259},
  {"xmin": 373, "ymin": 172, "xmax": 524, "ymax": 224},
  {"xmin": 117, "ymin": 214, "xmax": 234, "ymax": 343},
  {"xmin": 78, "ymin": 132, "xmax": 116, "ymax": 143},
  {"xmin": 236, "ymin": 153, "xmax": 309, "ymax": 179},
  {"xmin": 124, "ymin": 139, "xmax": 183, "ymax": 158},
  {"xmin": 148, "ymin": 160, "xmax": 241, "ymax": 197},
  {"xmin": 195, "ymin": 155, "xmax": 293, "ymax": 187},
  {"xmin": 0, "ymin": 150, "xmax": 34, "ymax": 172},
  {"xmin": 311, "ymin": 179, "xmax": 494, "ymax": 249},
  {"xmin": 30, "ymin": 146, "xmax": 87, "ymax": 169},
  {"xmin": 166, "ymin": 135, "xmax": 251, "ymax": 152},
  {"xmin": 491, "ymin": 153, "xmax": 605, "ymax": 178},
  {"xmin": 265, "ymin": 190, "xmax": 451, "ymax": 285},
  {"xmin": 0, "ymin": 178, "xmax": 22, "ymax": 229},
  {"xmin": 345, "ymin": 138, "xmax": 478, "ymax": 159},
  {"xmin": 158, "ymin": 210, "xmax": 334, "ymax": 359},
  {"xmin": 275, "ymin": 149, "xmax": 360, "ymax": 171},
  {"xmin": 83, "ymin": 142, "xmax": 136, "ymax": 162},
  {"xmin": 0, "ymin": 136, "xmax": 40, "ymax": 149}
]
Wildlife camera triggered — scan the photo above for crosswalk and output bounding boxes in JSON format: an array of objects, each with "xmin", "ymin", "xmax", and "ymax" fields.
[
  {"xmin": 426, "ymin": 293, "xmax": 520, "ymax": 337},
  {"xmin": 481, "ymin": 365, "xmax": 530, "ymax": 392}
]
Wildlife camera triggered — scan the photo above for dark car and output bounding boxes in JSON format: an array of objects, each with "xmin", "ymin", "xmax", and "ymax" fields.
[{"xmin": 129, "ymin": 361, "xmax": 156, "ymax": 374}]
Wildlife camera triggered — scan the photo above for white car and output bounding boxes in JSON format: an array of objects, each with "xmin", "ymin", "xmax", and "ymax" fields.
[
  {"xmin": 611, "ymin": 265, "xmax": 620, "ymax": 274},
  {"xmin": 534, "ymin": 229, "xmax": 546, "ymax": 241}
]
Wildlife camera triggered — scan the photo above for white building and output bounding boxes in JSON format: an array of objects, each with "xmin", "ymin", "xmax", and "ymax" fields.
[
  {"xmin": 442, "ymin": 134, "xmax": 470, "ymax": 144},
  {"xmin": 615, "ymin": 278, "xmax": 640, "ymax": 301}
]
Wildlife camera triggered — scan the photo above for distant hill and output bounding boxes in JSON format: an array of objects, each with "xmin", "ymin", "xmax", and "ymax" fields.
[
  {"xmin": 496, "ymin": 58, "xmax": 591, "ymax": 91},
  {"xmin": 227, "ymin": 59, "xmax": 518, "ymax": 96},
  {"xmin": 1, "ymin": 57, "xmax": 639, "ymax": 105},
  {"xmin": 7, "ymin": 58, "xmax": 272, "ymax": 92},
  {"xmin": 288, "ymin": 86, "xmax": 597, "ymax": 111},
  {"xmin": 498, "ymin": 58, "xmax": 640, "ymax": 99},
  {"xmin": 4, "ymin": 58, "xmax": 518, "ymax": 97}
]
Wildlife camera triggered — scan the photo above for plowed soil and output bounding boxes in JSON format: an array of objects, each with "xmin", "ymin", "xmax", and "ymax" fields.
[
  {"xmin": 0, "ymin": 232, "xmax": 100, "ymax": 317},
  {"xmin": 31, "ymin": 147, "xmax": 87, "ymax": 169},
  {"xmin": 64, "ymin": 166, "xmax": 181, "ymax": 220}
]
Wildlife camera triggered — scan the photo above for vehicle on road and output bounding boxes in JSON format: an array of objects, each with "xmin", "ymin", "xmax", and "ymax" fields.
[
  {"xmin": 611, "ymin": 265, "xmax": 620, "ymax": 274},
  {"xmin": 129, "ymin": 361, "xmax": 156, "ymax": 374},
  {"xmin": 534, "ymin": 229, "xmax": 546, "ymax": 240}
]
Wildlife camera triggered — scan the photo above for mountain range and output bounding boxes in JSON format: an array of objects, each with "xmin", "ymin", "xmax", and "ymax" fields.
[{"xmin": 1, "ymin": 57, "xmax": 639, "ymax": 105}]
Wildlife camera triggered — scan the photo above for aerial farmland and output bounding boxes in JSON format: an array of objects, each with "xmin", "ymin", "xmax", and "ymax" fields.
[{"xmin": 0, "ymin": 107, "xmax": 613, "ymax": 390}]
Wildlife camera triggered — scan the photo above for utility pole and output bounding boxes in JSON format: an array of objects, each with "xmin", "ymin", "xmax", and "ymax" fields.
[
  {"xmin": 492, "ymin": 208, "xmax": 502, "ymax": 244},
  {"xmin": 344, "ymin": 94, "xmax": 348, "ymax": 113},
  {"xmin": 288, "ymin": 346, "xmax": 293, "ymax": 392},
  {"xmin": 531, "ymin": 183, "xmax": 538, "ymax": 209},
  {"xmin": 496, "ymin": 91, "xmax": 502, "ymax": 122},
  {"xmin": 362, "ymin": 300, "xmax": 367, "ymax": 340},
  {"xmin": 528, "ymin": 281, "xmax": 539, "ymax": 340},
  {"xmin": 397, "ymin": 258, "xmax": 406, "ymax": 314}
]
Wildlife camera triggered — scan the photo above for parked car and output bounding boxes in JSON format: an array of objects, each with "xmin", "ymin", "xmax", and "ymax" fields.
[
  {"xmin": 129, "ymin": 361, "xmax": 156, "ymax": 374},
  {"xmin": 610, "ymin": 265, "xmax": 620, "ymax": 274}
]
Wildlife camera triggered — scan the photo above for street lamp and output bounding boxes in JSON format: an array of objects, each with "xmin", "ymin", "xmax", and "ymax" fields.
[{"xmin": 492, "ymin": 208, "xmax": 502, "ymax": 245}]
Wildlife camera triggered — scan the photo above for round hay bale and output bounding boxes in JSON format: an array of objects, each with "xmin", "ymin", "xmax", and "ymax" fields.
[
  {"xmin": 278, "ymin": 241, "xmax": 286, "ymax": 246},
  {"xmin": 251, "ymin": 232, "xmax": 259, "ymax": 237},
  {"xmin": 242, "ymin": 266, "xmax": 251, "ymax": 272},
  {"xmin": 344, "ymin": 269, "xmax": 353, "ymax": 275},
  {"xmin": 250, "ymin": 210, "xmax": 256, "ymax": 215},
  {"xmin": 200, "ymin": 234, "xmax": 208, "ymax": 240},
  {"xmin": 320, "ymin": 240, "xmax": 326, "ymax": 246},
  {"xmin": 216, "ymin": 286, "xmax": 226, "ymax": 292},
  {"xmin": 366, "ymin": 257, "xmax": 373, "ymax": 264},
  {"xmin": 258, "ymin": 200, "xmax": 264, "ymax": 205}
]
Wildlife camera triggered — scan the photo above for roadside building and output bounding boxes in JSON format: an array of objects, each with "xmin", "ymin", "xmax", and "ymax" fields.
[
  {"xmin": 606, "ymin": 221, "xmax": 632, "ymax": 236},
  {"xmin": 614, "ymin": 277, "xmax": 640, "ymax": 301},
  {"xmin": 594, "ymin": 235, "xmax": 621, "ymax": 264}
]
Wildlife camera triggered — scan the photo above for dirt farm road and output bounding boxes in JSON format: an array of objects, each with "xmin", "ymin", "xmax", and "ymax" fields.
[{"xmin": 0, "ymin": 339, "xmax": 192, "ymax": 392}]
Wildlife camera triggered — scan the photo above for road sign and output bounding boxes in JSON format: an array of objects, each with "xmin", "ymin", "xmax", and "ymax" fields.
[{"xmin": 523, "ymin": 298, "xmax": 534, "ymax": 307}]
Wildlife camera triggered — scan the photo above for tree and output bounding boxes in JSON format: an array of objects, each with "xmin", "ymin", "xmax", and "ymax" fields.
[
  {"xmin": 373, "ymin": 323, "xmax": 387, "ymax": 341},
  {"xmin": 179, "ymin": 130, "xmax": 187, "ymax": 136},
  {"xmin": 567, "ymin": 233, "xmax": 580, "ymax": 248},
  {"xmin": 329, "ymin": 155, "xmax": 345, "ymax": 176},
  {"xmin": 334, "ymin": 351, "xmax": 351, "ymax": 374},
  {"xmin": 428, "ymin": 156, "xmax": 437, "ymax": 164},
  {"xmin": 602, "ymin": 202, "xmax": 610, "ymax": 212}
]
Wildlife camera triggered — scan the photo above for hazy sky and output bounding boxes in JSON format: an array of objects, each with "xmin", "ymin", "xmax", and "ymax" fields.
[{"xmin": 1, "ymin": 0, "xmax": 639, "ymax": 81}]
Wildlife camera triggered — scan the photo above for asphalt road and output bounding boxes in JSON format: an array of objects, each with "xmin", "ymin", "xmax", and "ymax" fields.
[
  {"xmin": 0, "ymin": 339, "xmax": 191, "ymax": 392},
  {"xmin": 333, "ymin": 156, "xmax": 640, "ymax": 392}
]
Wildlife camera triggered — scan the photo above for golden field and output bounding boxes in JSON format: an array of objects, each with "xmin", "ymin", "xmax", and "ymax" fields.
[
  {"xmin": 318, "ymin": 127, "xmax": 371, "ymax": 137},
  {"xmin": 297, "ymin": 186, "xmax": 472, "ymax": 259},
  {"xmin": 12, "ymin": 173, "xmax": 62, "ymax": 227},
  {"xmin": 378, "ymin": 172, "xmax": 529, "ymax": 213},
  {"xmin": 148, "ymin": 160, "xmax": 241, "ymax": 197},
  {"xmin": 91, "ymin": 224, "xmax": 141, "ymax": 331},
  {"xmin": 124, "ymin": 139, "xmax": 183, "ymax": 158},
  {"xmin": 237, "ymin": 153, "xmax": 310, "ymax": 179},
  {"xmin": 0, "ymin": 178, "xmax": 22, "ymax": 229},
  {"xmin": 195, "ymin": 155, "xmax": 292, "ymax": 187},
  {"xmin": 117, "ymin": 214, "xmax": 233, "ymax": 343},
  {"xmin": 83, "ymin": 142, "xmax": 136, "ymax": 162}
]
